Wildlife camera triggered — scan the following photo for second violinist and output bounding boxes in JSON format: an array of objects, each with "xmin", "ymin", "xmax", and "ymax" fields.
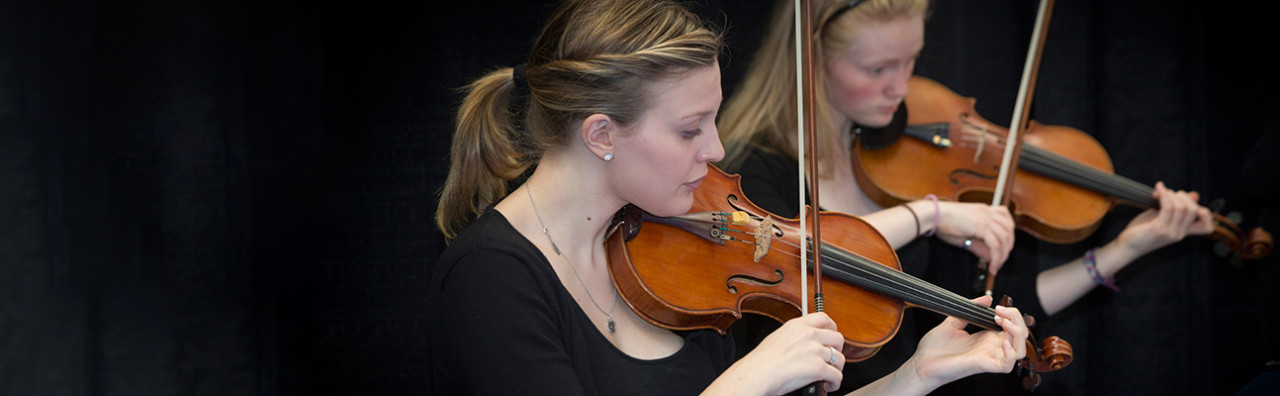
[{"xmin": 716, "ymin": 0, "xmax": 1214, "ymax": 392}]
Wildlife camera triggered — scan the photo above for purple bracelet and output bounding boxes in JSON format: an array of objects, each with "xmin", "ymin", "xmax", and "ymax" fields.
[
  {"xmin": 923, "ymin": 194, "xmax": 939, "ymax": 237},
  {"xmin": 1083, "ymin": 248, "xmax": 1120, "ymax": 292}
]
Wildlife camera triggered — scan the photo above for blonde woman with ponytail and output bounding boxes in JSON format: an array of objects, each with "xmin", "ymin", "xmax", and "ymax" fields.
[{"xmin": 431, "ymin": 0, "xmax": 1030, "ymax": 394}]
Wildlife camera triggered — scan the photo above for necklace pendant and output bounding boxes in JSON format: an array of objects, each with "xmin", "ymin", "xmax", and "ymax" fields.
[{"xmin": 607, "ymin": 318, "xmax": 616, "ymax": 333}]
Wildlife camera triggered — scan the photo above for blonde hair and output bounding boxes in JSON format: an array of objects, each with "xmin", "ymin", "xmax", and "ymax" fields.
[
  {"xmin": 718, "ymin": 0, "xmax": 930, "ymax": 173},
  {"xmin": 436, "ymin": 0, "xmax": 723, "ymax": 240}
]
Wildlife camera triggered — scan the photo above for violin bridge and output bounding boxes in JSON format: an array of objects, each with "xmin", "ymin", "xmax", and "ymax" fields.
[
  {"xmin": 753, "ymin": 216, "xmax": 773, "ymax": 262},
  {"xmin": 960, "ymin": 117, "xmax": 989, "ymax": 163}
]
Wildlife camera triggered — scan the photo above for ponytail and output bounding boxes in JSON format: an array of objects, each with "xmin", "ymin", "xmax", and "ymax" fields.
[{"xmin": 436, "ymin": 68, "xmax": 529, "ymax": 240}]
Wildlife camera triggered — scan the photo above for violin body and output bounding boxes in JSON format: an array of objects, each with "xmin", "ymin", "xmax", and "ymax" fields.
[
  {"xmin": 606, "ymin": 166, "xmax": 903, "ymax": 362},
  {"xmin": 855, "ymin": 76, "xmax": 1112, "ymax": 243},
  {"xmin": 853, "ymin": 76, "xmax": 1273, "ymax": 259}
]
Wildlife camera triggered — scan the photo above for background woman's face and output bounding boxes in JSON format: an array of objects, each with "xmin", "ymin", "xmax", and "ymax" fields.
[{"xmin": 824, "ymin": 16, "xmax": 924, "ymax": 128}]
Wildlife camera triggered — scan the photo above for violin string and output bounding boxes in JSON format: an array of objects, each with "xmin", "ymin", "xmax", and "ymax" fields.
[
  {"xmin": 702, "ymin": 216, "xmax": 995, "ymax": 326},
  {"xmin": 1020, "ymin": 145, "xmax": 1156, "ymax": 205},
  {"xmin": 956, "ymin": 132, "xmax": 1159, "ymax": 207},
  {"xmin": 818, "ymin": 248, "xmax": 997, "ymax": 326},
  {"xmin": 716, "ymin": 219, "xmax": 997, "ymax": 327}
]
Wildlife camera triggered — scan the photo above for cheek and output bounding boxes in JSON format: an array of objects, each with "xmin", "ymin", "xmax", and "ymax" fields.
[
  {"xmin": 614, "ymin": 141, "xmax": 696, "ymax": 215},
  {"xmin": 830, "ymin": 72, "xmax": 875, "ymax": 108}
]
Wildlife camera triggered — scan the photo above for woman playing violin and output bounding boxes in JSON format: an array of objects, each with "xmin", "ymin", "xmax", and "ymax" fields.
[
  {"xmin": 716, "ymin": 0, "xmax": 1214, "ymax": 391},
  {"xmin": 430, "ymin": 0, "xmax": 1029, "ymax": 394}
]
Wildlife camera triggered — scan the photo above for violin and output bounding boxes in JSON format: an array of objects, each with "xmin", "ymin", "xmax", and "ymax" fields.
[
  {"xmin": 604, "ymin": 165, "xmax": 1073, "ymax": 390},
  {"xmin": 852, "ymin": 76, "xmax": 1274, "ymax": 262}
]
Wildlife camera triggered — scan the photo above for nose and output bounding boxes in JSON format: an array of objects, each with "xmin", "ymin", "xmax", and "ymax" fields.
[
  {"xmin": 702, "ymin": 124, "xmax": 726, "ymax": 163},
  {"xmin": 886, "ymin": 71, "xmax": 910, "ymax": 100}
]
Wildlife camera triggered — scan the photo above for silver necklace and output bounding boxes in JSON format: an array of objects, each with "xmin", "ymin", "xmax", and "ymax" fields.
[{"xmin": 527, "ymin": 186, "xmax": 618, "ymax": 333}]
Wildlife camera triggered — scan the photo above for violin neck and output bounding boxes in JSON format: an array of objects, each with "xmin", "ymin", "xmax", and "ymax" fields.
[
  {"xmin": 817, "ymin": 242, "xmax": 1000, "ymax": 330},
  {"xmin": 903, "ymin": 124, "xmax": 1161, "ymax": 208},
  {"xmin": 1019, "ymin": 144, "xmax": 1159, "ymax": 208}
]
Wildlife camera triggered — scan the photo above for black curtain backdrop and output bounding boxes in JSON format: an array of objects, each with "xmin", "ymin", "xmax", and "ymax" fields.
[{"xmin": 2, "ymin": 0, "xmax": 1276, "ymax": 395}]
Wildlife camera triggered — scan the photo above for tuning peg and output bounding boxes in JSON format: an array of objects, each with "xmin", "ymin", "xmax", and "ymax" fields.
[
  {"xmin": 1021, "ymin": 371, "xmax": 1042, "ymax": 391},
  {"xmin": 1227, "ymin": 210, "xmax": 1244, "ymax": 225},
  {"xmin": 972, "ymin": 273, "xmax": 987, "ymax": 295},
  {"xmin": 1215, "ymin": 241, "xmax": 1232, "ymax": 257},
  {"xmin": 1210, "ymin": 198, "xmax": 1226, "ymax": 214}
]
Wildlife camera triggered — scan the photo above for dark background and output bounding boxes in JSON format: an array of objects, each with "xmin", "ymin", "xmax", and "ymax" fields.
[{"xmin": 2, "ymin": 0, "xmax": 1276, "ymax": 395}]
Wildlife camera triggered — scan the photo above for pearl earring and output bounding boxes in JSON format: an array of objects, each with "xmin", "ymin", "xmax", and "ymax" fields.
[{"xmin": 603, "ymin": 153, "xmax": 613, "ymax": 161}]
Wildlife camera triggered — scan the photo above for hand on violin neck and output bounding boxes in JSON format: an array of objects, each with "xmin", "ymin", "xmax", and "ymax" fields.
[
  {"xmin": 902, "ymin": 295, "xmax": 1029, "ymax": 394},
  {"xmin": 1115, "ymin": 181, "xmax": 1215, "ymax": 256}
]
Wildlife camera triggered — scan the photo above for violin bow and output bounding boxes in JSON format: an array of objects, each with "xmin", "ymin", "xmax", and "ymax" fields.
[
  {"xmin": 983, "ymin": 0, "xmax": 1055, "ymax": 295},
  {"xmin": 796, "ymin": 0, "xmax": 826, "ymax": 394}
]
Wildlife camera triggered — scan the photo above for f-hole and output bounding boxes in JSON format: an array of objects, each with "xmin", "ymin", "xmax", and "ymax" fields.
[{"xmin": 726, "ymin": 269, "xmax": 785, "ymax": 294}]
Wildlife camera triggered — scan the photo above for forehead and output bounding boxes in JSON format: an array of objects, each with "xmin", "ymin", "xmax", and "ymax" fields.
[
  {"xmin": 642, "ymin": 64, "xmax": 722, "ymax": 120},
  {"xmin": 844, "ymin": 16, "xmax": 924, "ymax": 61}
]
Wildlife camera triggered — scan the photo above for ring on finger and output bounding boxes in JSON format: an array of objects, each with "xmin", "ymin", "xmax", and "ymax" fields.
[
  {"xmin": 828, "ymin": 346, "xmax": 838, "ymax": 365},
  {"xmin": 963, "ymin": 238, "xmax": 973, "ymax": 249}
]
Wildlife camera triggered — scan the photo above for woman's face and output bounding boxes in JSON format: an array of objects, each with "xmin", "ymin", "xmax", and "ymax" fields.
[
  {"xmin": 825, "ymin": 16, "xmax": 924, "ymax": 128},
  {"xmin": 610, "ymin": 64, "xmax": 725, "ymax": 217}
]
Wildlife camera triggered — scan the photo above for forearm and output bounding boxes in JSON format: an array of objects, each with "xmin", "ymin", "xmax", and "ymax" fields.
[
  {"xmin": 702, "ymin": 366, "xmax": 769, "ymax": 396},
  {"xmin": 842, "ymin": 359, "xmax": 934, "ymax": 396},
  {"xmin": 862, "ymin": 200, "xmax": 935, "ymax": 250},
  {"xmin": 1036, "ymin": 240, "xmax": 1142, "ymax": 316}
]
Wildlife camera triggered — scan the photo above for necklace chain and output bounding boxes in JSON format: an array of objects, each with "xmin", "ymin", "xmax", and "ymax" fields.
[{"xmin": 527, "ymin": 186, "xmax": 618, "ymax": 333}]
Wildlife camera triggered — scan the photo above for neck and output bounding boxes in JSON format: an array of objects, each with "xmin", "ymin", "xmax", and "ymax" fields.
[{"xmin": 500, "ymin": 150, "xmax": 624, "ymax": 262}]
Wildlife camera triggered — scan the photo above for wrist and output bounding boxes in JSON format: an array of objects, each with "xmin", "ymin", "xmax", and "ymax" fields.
[
  {"xmin": 705, "ymin": 362, "xmax": 770, "ymax": 396},
  {"xmin": 1083, "ymin": 247, "xmax": 1120, "ymax": 292},
  {"xmin": 885, "ymin": 356, "xmax": 939, "ymax": 396},
  {"xmin": 923, "ymin": 194, "xmax": 940, "ymax": 237}
]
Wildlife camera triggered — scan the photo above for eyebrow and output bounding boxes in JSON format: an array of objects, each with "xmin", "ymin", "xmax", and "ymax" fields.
[
  {"xmin": 680, "ymin": 109, "xmax": 716, "ymax": 121},
  {"xmin": 678, "ymin": 96, "xmax": 722, "ymax": 121}
]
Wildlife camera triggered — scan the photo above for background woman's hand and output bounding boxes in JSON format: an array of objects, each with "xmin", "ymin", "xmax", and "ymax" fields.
[
  {"xmin": 934, "ymin": 202, "xmax": 1016, "ymax": 274},
  {"xmin": 904, "ymin": 295, "xmax": 1029, "ymax": 391},
  {"xmin": 1116, "ymin": 181, "xmax": 1214, "ymax": 256},
  {"xmin": 716, "ymin": 313, "xmax": 846, "ymax": 395}
]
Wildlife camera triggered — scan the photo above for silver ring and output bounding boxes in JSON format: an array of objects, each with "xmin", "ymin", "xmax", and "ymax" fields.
[
  {"xmin": 963, "ymin": 238, "xmax": 973, "ymax": 249},
  {"xmin": 827, "ymin": 346, "xmax": 838, "ymax": 365}
]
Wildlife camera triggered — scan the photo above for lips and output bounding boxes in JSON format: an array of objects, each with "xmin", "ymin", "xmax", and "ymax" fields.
[{"xmin": 684, "ymin": 175, "xmax": 706, "ymax": 190}]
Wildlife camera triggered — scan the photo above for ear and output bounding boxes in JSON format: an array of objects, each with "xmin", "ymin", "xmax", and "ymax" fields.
[{"xmin": 580, "ymin": 113, "xmax": 617, "ymax": 161}]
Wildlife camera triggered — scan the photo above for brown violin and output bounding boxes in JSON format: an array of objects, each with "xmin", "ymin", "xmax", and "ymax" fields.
[
  {"xmin": 853, "ymin": 76, "xmax": 1273, "ymax": 262},
  {"xmin": 604, "ymin": 165, "xmax": 1072, "ymax": 390}
]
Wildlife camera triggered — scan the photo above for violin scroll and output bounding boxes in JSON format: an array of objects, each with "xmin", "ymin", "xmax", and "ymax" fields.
[
  {"xmin": 1206, "ymin": 199, "xmax": 1274, "ymax": 264},
  {"xmin": 996, "ymin": 296, "xmax": 1073, "ymax": 391}
]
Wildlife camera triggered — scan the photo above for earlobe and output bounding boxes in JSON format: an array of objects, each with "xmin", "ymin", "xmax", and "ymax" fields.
[{"xmin": 581, "ymin": 114, "xmax": 617, "ymax": 162}]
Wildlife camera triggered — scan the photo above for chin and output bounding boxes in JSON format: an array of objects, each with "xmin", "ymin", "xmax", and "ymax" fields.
[
  {"xmin": 861, "ymin": 116, "xmax": 894, "ymax": 129},
  {"xmin": 641, "ymin": 194, "xmax": 695, "ymax": 218}
]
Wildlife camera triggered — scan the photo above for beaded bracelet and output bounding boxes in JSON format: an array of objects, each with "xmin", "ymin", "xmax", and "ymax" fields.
[
  {"xmin": 923, "ymin": 194, "xmax": 940, "ymax": 237},
  {"xmin": 1083, "ymin": 247, "xmax": 1120, "ymax": 292}
]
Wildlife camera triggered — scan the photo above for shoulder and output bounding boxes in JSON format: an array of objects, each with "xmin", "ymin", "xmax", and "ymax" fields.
[{"xmin": 432, "ymin": 209, "xmax": 555, "ymax": 303}]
